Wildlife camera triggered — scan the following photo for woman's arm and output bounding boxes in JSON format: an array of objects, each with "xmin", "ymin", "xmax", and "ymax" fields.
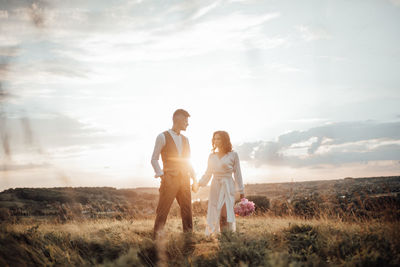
[
  {"xmin": 233, "ymin": 152, "xmax": 245, "ymax": 197},
  {"xmin": 198, "ymin": 154, "xmax": 214, "ymax": 187}
]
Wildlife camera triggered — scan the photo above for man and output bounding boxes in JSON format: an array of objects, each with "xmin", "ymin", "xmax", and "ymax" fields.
[{"xmin": 151, "ymin": 109, "xmax": 196, "ymax": 239}]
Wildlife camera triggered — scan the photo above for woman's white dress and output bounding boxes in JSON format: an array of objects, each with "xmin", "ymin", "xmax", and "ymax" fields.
[{"xmin": 198, "ymin": 151, "xmax": 244, "ymax": 235}]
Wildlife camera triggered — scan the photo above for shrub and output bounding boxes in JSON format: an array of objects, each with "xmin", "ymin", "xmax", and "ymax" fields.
[
  {"xmin": 285, "ymin": 224, "xmax": 319, "ymax": 262},
  {"xmin": 0, "ymin": 208, "xmax": 10, "ymax": 221},
  {"xmin": 247, "ymin": 195, "xmax": 270, "ymax": 213},
  {"xmin": 194, "ymin": 231, "xmax": 271, "ymax": 266},
  {"xmin": 270, "ymin": 199, "xmax": 290, "ymax": 216}
]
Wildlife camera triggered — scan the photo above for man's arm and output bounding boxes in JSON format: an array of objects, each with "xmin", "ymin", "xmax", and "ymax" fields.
[{"xmin": 150, "ymin": 133, "xmax": 165, "ymax": 178}]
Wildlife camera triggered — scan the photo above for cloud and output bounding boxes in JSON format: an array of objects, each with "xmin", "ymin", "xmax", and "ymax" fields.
[
  {"xmin": 0, "ymin": 46, "xmax": 20, "ymax": 57},
  {"xmin": 28, "ymin": 2, "xmax": 46, "ymax": 27},
  {"xmin": 236, "ymin": 121, "xmax": 400, "ymax": 168},
  {"xmin": 0, "ymin": 113, "xmax": 124, "ymax": 157},
  {"xmin": 61, "ymin": 10, "xmax": 283, "ymax": 65},
  {"xmin": 191, "ymin": 0, "xmax": 221, "ymax": 20},
  {"xmin": 389, "ymin": 0, "xmax": 400, "ymax": 7},
  {"xmin": 295, "ymin": 25, "xmax": 331, "ymax": 41},
  {"xmin": 278, "ymin": 121, "xmax": 400, "ymax": 146},
  {"xmin": 0, "ymin": 10, "xmax": 8, "ymax": 19},
  {"xmin": 0, "ymin": 0, "xmax": 284, "ymax": 85},
  {"xmin": 0, "ymin": 163, "xmax": 50, "ymax": 172},
  {"xmin": 264, "ymin": 63, "xmax": 306, "ymax": 74}
]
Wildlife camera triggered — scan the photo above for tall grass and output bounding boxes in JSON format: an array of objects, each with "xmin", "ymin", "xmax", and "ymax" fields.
[{"xmin": 1, "ymin": 215, "xmax": 399, "ymax": 266}]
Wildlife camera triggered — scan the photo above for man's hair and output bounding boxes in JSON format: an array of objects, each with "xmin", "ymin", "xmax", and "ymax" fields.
[{"xmin": 173, "ymin": 109, "xmax": 190, "ymax": 121}]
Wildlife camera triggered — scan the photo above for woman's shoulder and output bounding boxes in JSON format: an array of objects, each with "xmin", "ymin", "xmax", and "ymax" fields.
[{"xmin": 230, "ymin": 150, "xmax": 239, "ymax": 158}]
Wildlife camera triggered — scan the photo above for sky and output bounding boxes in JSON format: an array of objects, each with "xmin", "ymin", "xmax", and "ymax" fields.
[{"xmin": 0, "ymin": 0, "xmax": 399, "ymax": 190}]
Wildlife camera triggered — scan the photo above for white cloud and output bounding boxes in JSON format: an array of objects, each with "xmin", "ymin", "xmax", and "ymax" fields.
[
  {"xmin": 0, "ymin": 10, "xmax": 8, "ymax": 19},
  {"xmin": 389, "ymin": 0, "xmax": 400, "ymax": 6},
  {"xmin": 265, "ymin": 63, "xmax": 306, "ymax": 73},
  {"xmin": 1, "ymin": 0, "xmax": 284, "ymax": 86},
  {"xmin": 315, "ymin": 139, "xmax": 400, "ymax": 155},
  {"xmin": 236, "ymin": 121, "xmax": 400, "ymax": 168},
  {"xmin": 51, "ymin": 11, "xmax": 283, "ymax": 65},
  {"xmin": 0, "ymin": 114, "xmax": 114, "ymax": 155},
  {"xmin": 191, "ymin": 0, "xmax": 221, "ymax": 20},
  {"xmin": 0, "ymin": 163, "xmax": 50, "ymax": 172},
  {"xmin": 295, "ymin": 25, "xmax": 332, "ymax": 41},
  {"xmin": 0, "ymin": 46, "xmax": 19, "ymax": 57}
]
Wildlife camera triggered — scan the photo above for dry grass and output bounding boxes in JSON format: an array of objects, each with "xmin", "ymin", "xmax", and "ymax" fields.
[{"xmin": 1, "ymin": 215, "xmax": 399, "ymax": 266}]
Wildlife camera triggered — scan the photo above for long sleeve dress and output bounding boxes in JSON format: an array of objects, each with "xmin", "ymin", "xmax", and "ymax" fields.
[{"xmin": 198, "ymin": 151, "xmax": 244, "ymax": 235}]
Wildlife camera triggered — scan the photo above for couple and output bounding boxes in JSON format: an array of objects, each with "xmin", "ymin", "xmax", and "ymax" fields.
[{"xmin": 151, "ymin": 109, "xmax": 245, "ymax": 239}]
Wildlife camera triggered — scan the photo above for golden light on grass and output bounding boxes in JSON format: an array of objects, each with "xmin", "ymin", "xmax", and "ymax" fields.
[{"xmin": 2, "ymin": 213, "xmax": 400, "ymax": 266}]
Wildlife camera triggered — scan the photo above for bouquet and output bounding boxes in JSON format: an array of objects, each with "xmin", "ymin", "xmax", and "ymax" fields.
[{"xmin": 234, "ymin": 198, "xmax": 255, "ymax": 216}]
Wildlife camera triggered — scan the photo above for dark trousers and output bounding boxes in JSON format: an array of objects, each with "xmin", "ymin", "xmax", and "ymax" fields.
[{"xmin": 153, "ymin": 172, "xmax": 193, "ymax": 238}]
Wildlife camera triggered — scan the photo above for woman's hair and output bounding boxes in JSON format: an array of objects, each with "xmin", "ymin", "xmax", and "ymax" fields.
[{"xmin": 212, "ymin": 131, "xmax": 233, "ymax": 154}]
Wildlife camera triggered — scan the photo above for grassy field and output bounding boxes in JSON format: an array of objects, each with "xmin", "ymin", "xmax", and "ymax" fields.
[
  {"xmin": 1, "ymin": 178, "xmax": 399, "ymax": 266},
  {"xmin": 1, "ymin": 215, "xmax": 399, "ymax": 266}
]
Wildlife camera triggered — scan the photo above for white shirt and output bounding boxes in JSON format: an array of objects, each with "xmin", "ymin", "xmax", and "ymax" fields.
[
  {"xmin": 198, "ymin": 151, "xmax": 244, "ymax": 235},
  {"xmin": 150, "ymin": 129, "xmax": 195, "ymax": 178}
]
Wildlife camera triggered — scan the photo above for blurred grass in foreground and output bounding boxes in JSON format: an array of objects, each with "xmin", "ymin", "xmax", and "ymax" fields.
[{"xmin": 1, "ymin": 215, "xmax": 399, "ymax": 266}]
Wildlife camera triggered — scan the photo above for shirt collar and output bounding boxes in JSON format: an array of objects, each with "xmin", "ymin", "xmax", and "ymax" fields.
[{"xmin": 169, "ymin": 129, "xmax": 181, "ymax": 136}]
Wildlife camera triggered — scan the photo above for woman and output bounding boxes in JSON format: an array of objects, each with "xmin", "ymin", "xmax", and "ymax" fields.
[{"xmin": 193, "ymin": 131, "xmax": 245, "ymax": 235}]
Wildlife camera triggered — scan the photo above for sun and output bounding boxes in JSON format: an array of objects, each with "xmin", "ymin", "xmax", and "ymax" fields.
[{"xmin": 188, "ymin": 136, "xmax": 212, "ymax": 180}]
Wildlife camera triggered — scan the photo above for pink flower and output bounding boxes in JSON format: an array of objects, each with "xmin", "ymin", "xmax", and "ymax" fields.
[{"xmin": 234, "ymin": 198, "xmax": 255, "ymax": 217}]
